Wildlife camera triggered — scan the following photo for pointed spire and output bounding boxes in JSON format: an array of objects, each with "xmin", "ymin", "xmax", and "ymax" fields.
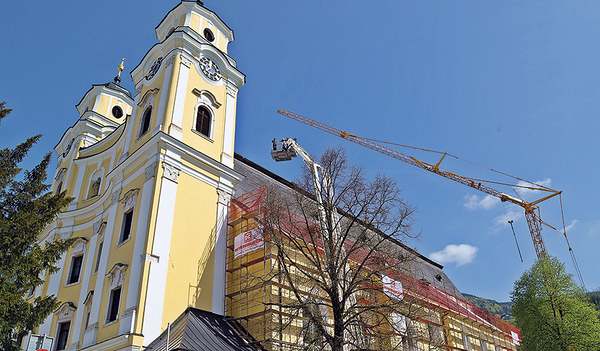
[{"xmin": 114, "ymin": 58, "xmax": 125, "ymax": 85}]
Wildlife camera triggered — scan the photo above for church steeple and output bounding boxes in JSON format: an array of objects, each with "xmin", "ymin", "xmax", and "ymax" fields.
[{"xmin": 129, "ymin": 0, "xmax": 245, "ymax": 167}]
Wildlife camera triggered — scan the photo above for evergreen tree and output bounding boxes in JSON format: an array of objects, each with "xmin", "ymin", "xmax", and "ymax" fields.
[
  {"xmin": 0, "ymin": 102, "xmax": 74, "ymax": 351},
  {"xmin": 511, "ymin": 255, "xmax": 600, "ymax": 351}
]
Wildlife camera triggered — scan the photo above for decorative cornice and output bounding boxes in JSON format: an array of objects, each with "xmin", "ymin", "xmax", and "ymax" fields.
[
  {"xmin": 111, "ymin": 189, "xmax": 122, "ymax": 205},
  {"xmin": 120, "ymin": 188, "xmax": 140, "ymax": 211},
  {"xmin": 162, "ymin": 163, "xmax": 180, "ymax": 183},
  {"xmin": 225, "ymin": 80, "xmax": 238, "ymax": 97},
  {"xmin": 83, "ymin": 290, "xmax": 94, "ymax": 307},
  {"xmin": 181, "ymin": 55, "xmax": 192, "ymax": 68},
  {"xmin": 55, "ymin": 302, "xmax": 77, "ymax": 321},
  {"xmin": 145, "ymin": 163, "xmax": 157, "ymax": 181},
  {"xmin": 106, "ymin": 263, "xmax": 129, "ymax": 289},
  {"xmin": 217, "ymin": 188, "xmax": 231, "ymax": 206}
]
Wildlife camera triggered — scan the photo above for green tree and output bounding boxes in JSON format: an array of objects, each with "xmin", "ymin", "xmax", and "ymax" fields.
[
  {"xmin": 0, "ymin": 102, "xmax": 74, "ymax": 351},
  {"xmin": 511, "ymin": 255, "xmax": 600, "ymax": 351}
]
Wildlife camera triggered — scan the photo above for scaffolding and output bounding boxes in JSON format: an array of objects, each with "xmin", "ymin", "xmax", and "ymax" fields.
[{"xmin": 226, "ymin": 185, "xmax": 520, "ymax": 351}]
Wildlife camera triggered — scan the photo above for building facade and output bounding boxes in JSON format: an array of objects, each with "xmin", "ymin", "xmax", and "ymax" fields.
[
  {"xmin": 25, "ymin": 1, "xmax": 244, "ymax": 350},
  {"xmin": 24, "ymin": 2, "xmax": 520, "ymax": 351}
]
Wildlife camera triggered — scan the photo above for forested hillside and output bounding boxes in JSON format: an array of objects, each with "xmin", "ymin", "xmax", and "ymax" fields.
[
  {"xmin": 463, "ymin": 293, "xmax": 513, "ymax": 320},
  {"xmin": 464, "ymin": 290, "xmax": 600, "ymax": 327}
]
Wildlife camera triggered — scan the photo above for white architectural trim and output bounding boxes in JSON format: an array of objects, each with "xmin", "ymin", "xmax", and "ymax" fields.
[
  {"xmin": 119, "ymin": 165, "xmax": 155, "ymax": 335},
  {"xmin": 168, "ymin": 55, "xmax": 191, "ymax": 140},
  {"xmin": 141, "ymin": 159, "xmax": 179, "ymax": 342},
  {"xmin": 211, "ymin": 188, "xmax": 231, "ymax": 315},
  {"xmin": 83, "ymin": 201, "xmax": 119, "ymax": 348},
  {"xmin": 70, "ymin": 233, "xmax": 98, "ymax": 347},
  {"xmin": 37, "ymin": 254, "xmax": 67, "ymax": 336},
  {"xmin": 221, "ymin": 84, "xmax": 237, "ymax": 168}
]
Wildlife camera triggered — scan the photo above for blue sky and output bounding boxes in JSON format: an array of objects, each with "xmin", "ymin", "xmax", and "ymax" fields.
[{"xmin": 1, "ymin": 1, "xmax": 599, "ymax": 302}]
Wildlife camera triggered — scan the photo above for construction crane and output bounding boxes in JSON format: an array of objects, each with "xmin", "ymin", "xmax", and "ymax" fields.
[{"xmin": 276, "ymin": 110, "xmax": 564, "ymax": 260}]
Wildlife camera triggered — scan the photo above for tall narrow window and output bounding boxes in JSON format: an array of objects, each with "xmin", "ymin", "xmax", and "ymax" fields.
[
  {"xmin": 68, "ymin": 255, "xmax": 83, "ymax": 284},
  {"xmin": 120, "ymin": 210, "xmax": 134, "ymax": 243},
  {"xmin": 56, "ymin": 321, "xmax": 71, "ymax": 350},
  {"xmin": 94, "ymin": 241, "xmax": 103, "ymax": 273},
  {"xmin": 195, "ymin": 106, "xmax": 211, "ymax": 137},
  {"xmin": 107, "ymin": 287, "xmax": 121, "ymax": 323},
  {"xmin": 139, "ymin": 107, "xmax": 152, "ymax": 136}
]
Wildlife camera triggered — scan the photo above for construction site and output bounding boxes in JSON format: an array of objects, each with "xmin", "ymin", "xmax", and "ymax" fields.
[{"xmin": 224, "ymin": 154, "xmax": 522, "ymax": 351}]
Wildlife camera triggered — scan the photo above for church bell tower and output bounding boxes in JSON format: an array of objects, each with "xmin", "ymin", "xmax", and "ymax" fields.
[{"xmin": 30, "ymin": 2, "xmax": 246, "ymax": 351}]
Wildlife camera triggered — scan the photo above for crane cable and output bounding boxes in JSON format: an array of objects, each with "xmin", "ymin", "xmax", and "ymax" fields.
[
  {"xmin": 559, "ymin": 194, "xmax": 586, "ymax": 290},
  {"xmin": 363, "ymin": 135, "xmax": 585, "ymax": 287},
  {"xmin": 508, "ymin": 220, "xmax": 524, "ymax": 263},
  {"xmin": 359, "ymin": 136, "xmax": 554, "ymax": 192}
]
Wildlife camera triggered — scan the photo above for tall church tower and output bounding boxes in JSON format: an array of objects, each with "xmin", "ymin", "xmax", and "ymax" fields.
[{"xmin": 27, "ymin": 2, "xmax": 245, "ymax": 351}]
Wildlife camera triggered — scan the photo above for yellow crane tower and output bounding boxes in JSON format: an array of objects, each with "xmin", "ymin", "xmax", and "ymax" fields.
[{"xmin": 277, "ymin": 109, "xmax": 572, "ymax": 262}]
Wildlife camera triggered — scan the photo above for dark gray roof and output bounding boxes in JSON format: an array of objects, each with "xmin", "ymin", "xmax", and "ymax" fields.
[
  {"xmin": 102, "ymin": 81, "xmax": 133, "ymax": 99},
  {"xmin": 144, "ymin": 308, "xmax": 265, "ymax": 351}
]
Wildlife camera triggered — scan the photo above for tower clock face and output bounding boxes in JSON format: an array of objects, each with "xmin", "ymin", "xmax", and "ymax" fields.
[
  {"xmin": 146, "ymin": 57, "xmax": 163, "ymax": 80},
  {"xmin": 199, "ymin": 56, "xmax": 221, "ymax": 81}
]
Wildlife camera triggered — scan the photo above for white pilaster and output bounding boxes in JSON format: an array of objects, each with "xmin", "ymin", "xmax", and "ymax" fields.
[
  {"xmin": 37, "ymin": 251, "xmax": 66, "ymax": 336},
  {"xmin": 221, "ymin": 82, "xmax": 238, "ymax": 168},
  {"xmin": 168, "ymin": 55, "xmax": 191, "ymax": 140},
  {"xmin": 211, "ymin": 188, "xmax": 231, "ymax": 315},
  {"xmin": 141, "ymin": 162, "xmax": 179, "ymax": 342},
  {"xmin": 153, "ymin": 61, "xmax": 174, "ymax": 135},
  {"xmin": 81, "ymin": 190, "xmax": 120, "ymax": 348},
  {"xmin": 68, "ymin": 163, "xmax": 87, "ymax": 211},
  {"xmin": 118, "ymin": 163, "xmax": 156, "ymax": 335}
]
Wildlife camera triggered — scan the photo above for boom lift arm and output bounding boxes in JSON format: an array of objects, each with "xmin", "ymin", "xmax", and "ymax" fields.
[{"xmin": 277, "ymin": 110, "xmax": 562, "ymax": 259}]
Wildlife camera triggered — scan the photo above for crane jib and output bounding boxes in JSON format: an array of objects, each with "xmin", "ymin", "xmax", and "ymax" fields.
[{"xmin": 277, "ymin": 109, "xmax": 563, "ymax": 260}]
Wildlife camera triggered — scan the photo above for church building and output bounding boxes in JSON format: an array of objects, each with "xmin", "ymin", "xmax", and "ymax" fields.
[
  {"xmin": 24, "ymin": 1, "xmax": 520, "ymax": 351},
  {"xmin": 27, "ymin": 1, "xmax": 244, "ymax": 350}
]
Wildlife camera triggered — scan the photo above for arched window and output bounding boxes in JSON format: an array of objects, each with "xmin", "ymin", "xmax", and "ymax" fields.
[
  {"xmin": 139, "ymin": 107, "xmax": 152, "ymax": 137},
  {"xmin": 195, "ymin": 106, "xmax": 212, "ymax": 138}
]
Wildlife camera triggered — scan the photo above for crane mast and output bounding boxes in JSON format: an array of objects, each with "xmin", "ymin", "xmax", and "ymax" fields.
[{"xmin": 277, "ymin": 109, "xmax": 562, "ymax": 259}]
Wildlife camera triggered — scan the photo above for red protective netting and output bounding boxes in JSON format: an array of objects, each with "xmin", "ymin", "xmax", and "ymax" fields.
[{"xmin": 230, "ymin": 186, "xmax": 521, "ymax": 343}]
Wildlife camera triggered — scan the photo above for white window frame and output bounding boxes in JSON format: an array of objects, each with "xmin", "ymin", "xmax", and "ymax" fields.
[
  {"xmin": 104, "ymin": 263, "xmax": 128, "ymax": 326},
  {"xmin": 64, "ymin": 238, "xmax": 87, "ymax": 287},
  {"xmin": 93, "ymin": 222, "xmax": 106, "ymax": 275},
  {"xmin": 83, "ymin": 291, "xmax": 94, "ymax": 331},
  {"xmin": 137, "ymin": 106, "xmax": 153, "ymax": 138},
  {"xmin": 117, "ymin": 189, "xmax": 139, "ymax": 246},
  {"xmin": 53, "ymin": 302, "xmax": 76, "ymax": 351},
  {"xmin": 191, "ymin": 89, "xmax": 221, "ymax": 141}
]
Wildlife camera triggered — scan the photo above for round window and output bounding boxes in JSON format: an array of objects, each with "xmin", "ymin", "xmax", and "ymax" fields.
[
  {"xmin": 203, "ymin": 28, "xmax": 215, "ymax": 42},
  {"xmin": 112, "ymin": 106, "xmax": 124, "ymax": 118}
]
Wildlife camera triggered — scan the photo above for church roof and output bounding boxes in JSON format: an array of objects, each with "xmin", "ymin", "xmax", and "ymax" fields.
[
  {"xmin": 100, "ymin": 81, "xmax": 133, "ymax": 100},
  {"xmin": 143, "ymin": 307, "xmax": 265, "ymax": 351}
]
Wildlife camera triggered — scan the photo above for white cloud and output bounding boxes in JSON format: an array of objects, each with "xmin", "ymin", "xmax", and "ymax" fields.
[
  {"xmin": 429, "ymin": 244, "xmax": 479, "ymax": 267},
  {"xmin": 493, "ymin": 208, "xmax": 522, "ymax": 228},
  {"xmin": 564, "ymin": 219, "xmax": 578, "ymax": 233},
  {"xmin": 515, "ymin": 178, "xmax": 552, "ymax": 198},
  {"xmin": 464, "ymin": 194, "xmax": 500, "ymax": 211}
]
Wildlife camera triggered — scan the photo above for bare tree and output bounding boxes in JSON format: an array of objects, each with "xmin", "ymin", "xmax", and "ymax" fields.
[{"xmin": 261, "ymin": 146, "xmax": 442, "ymax": 351}]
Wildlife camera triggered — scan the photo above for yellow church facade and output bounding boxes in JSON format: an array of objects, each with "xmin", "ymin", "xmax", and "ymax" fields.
[{"xmin": 25, "ymin": 1, "xmax": 244, "ymax": 350}]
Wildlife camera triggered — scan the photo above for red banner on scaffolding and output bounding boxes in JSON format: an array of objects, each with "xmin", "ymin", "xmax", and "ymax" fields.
[{"xmin": 234, "ymin": 227, "xmax": 264, "ymax": 258}]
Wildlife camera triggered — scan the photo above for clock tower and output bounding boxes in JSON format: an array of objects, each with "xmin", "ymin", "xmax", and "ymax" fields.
[{"xmin": 30, "ymin": 2, "xmax": 246, "ymax": 351}]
